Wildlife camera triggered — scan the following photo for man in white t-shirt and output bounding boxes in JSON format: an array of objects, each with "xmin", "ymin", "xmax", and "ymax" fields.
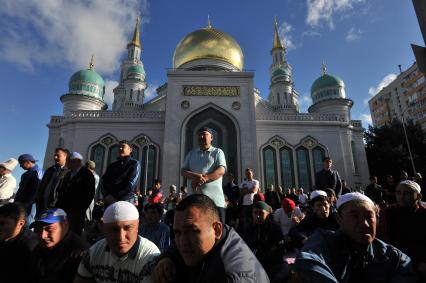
[
  {"xmin": 239, "ymin": 168, "xmax": 259, "ymax": 230},
  {"xmin": 74, "ymin": 201, "xmax": 160, "ymax": 283}
]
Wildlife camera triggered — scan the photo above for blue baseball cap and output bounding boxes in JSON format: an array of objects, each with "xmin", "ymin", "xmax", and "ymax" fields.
[
  {"xmin": 29, "ymin": 208, "xmax": 67, "ymax": 228},
  {"xmin": 18, "ymin": 154, "xmax": 37, "ymax": 163},
  {"xmin": 197, "ymin": 127, "xmax": 214, "ymax": 135}
]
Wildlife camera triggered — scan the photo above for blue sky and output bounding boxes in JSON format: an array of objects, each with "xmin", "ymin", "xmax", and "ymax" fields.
[{"xmin": 0, "ymin": 0, "xmax": 422, "ymax": 182}]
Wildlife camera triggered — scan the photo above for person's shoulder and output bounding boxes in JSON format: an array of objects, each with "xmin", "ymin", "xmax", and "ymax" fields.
[
  {"xmin": 138, "ymin": 236, "xmax": 161, "ymax": 256},
  {"xmin": 373, "ymin": 238, "xmax": 410, "ymax": 261}
]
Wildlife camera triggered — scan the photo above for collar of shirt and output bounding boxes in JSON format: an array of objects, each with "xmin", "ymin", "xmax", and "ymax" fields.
[{"xmin": 197, "ymin": 146, "xmax": 215, "ymax": 153}]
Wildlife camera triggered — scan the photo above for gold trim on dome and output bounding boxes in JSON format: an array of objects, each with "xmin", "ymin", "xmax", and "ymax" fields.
[
  {"xmin": 183, "ymin": 85, "xmax": 240, "ymax": 96},
  {"xmin": 173, "ymin": 27, "xmax": 244, "ymax": 70}
]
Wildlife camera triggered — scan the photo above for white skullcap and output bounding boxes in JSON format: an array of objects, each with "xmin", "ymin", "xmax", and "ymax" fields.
[
  {"xmin": 103, "ymin": 201, "xmax": 139, "ymax": 224},
  {"xmin": 310, "ymin": 190, "xmax": 328, "ymax": 200},
  {"xmin": 398, "ymin": 180, "xmax": 421, "ymax": 194},
  {"xmin": 336, "ymin": 192, "xmax": 374, "ymax": 209},
  {"xmin": 70, "ymin": 152, "xmax": 83, "ymax": 160}
]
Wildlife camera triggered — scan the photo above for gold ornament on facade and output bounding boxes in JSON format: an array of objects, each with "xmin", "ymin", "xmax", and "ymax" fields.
[
  {"xmin": 183, "ymin": 85, "xmax": 240, "ymax": 97},
  {"xmin": 173, "ymin": 22, "xmax": 244, "ymax": 70}
]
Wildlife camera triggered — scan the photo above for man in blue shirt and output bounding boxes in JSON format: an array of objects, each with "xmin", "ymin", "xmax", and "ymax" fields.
[
  {"xmin": 139, "ymin": 203, "xmax": 170, "ymax": 252},
  {"xmin": 182, "ymin": 127, "xmax": 227, "ymax": 222},
  {"xmin": 295, "ymin": 192, "xmax": 416, "ymax": 283},
  {"xmin": 182, "ymin": 127, "xmax": 226, "ymax": 223},
  {"xmin": 15, "ymin": 154, "xmax": 44, "ymax": 224}
]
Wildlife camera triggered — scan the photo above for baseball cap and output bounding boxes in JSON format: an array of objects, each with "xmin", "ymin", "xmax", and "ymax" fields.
[
  {"xmin": 18, "ymin": 154, "xmax": 37, "ymax": 163},
  {"xmin": 197, "ymin": 127, "xmax": 214, "ymax": 135},
  {"xmin": 29, "ymin": 208, "xmax": 67, "ymax": 228}
]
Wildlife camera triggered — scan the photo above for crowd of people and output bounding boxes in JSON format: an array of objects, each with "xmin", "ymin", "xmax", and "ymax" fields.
[{"xmin": 0, "ymin": 132, "xmax": 425, "ymax": 282}]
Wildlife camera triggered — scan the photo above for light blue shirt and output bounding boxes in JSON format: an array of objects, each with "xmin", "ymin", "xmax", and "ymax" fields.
[{"xmin": 182, "ymin": 146, "xmax": 227, "ymax": 207}]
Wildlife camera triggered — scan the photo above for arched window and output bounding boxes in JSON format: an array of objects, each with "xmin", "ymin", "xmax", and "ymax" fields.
[
  {"xmin": 280, "ymin": 147, "xmax": 294, "ymax": 189},
  {"xmin": 313, "ymin": 147, "xmax": 325, "ymax": 173},
  {"xmin": 297, "ymin": 147, "xmax": 311, "ymax": 190},
  {"xmin": 108, "ymin": 144, "xmax": 120, "ymax": 165},
  {"xmin": 263, "ymin": 146, "xmax": 277, "ymax": 188},
  {"xmin": 90, "ymin": 144, "xmax": 106, "ymax": 176},
  {"xmin": 140, "ymin": 145, "xmax": 157, "ymax": 192},
  {"xmin": 277, "ymin": 92, "xmax": 281, "ymax": 104},
  {"xmin": 132, "ymin": 144, "xmax": 140, "ymax": 160}
]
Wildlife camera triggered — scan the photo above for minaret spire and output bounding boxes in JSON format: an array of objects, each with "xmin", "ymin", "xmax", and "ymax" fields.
[
  {"xmin": 88, "ymin": 54, "xmax": 95, "ymax": 70},
  {"xmin": 322, "ymin": 61, "xmax": 327, "ymax": 75},
  {"xmin": 273, "ymin": 17, "xmax": 285, "ymax": 50},
  {"xmin": 207, "ymin": 15, "xmax": 212, "ymax": 29},
  {"xmin": 128, "ymin": 16, "xmax": 141, "ymax": 48}
]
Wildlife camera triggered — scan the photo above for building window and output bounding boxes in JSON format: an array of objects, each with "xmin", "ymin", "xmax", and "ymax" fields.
[
  {"xmin": 280, "ymin": 147, "xmax": 294, "ymax": 189},
  {"xmin": 90, "ymin": 144, "xmax": 106, "ymax": 176},
  {"xmin": 263, "ymin": 146, "xmax": 277, "ymax": 188},
  {"xmin": 313, "ymin": 147, "xmax": 325, "ymax": 173},
  {"xmin": 140, "ymin": 145, "xmax": 157, "ymax": 192},
  {"xmin": 108, "ymin": 144, "xmax": 120, "ymax": 165},
  {"xmin": 297, "ymin": 147, "xmax": 311, "ymax": 190}
]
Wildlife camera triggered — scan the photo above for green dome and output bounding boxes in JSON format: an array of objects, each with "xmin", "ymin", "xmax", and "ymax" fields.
[
  {"xmin": 70, "ymin": 69, "xmax": 105, "ymax": 87},
  {"xmin": 127, "ymin": 65, "xmax": 145, "ymax": 75},
  {"xmin": 68, "ymin": 69, "xmax": 105, "ymax": 99},
  {"xmin": 310, "ymin": 74, "xmax": 344, "ymax": 94}
]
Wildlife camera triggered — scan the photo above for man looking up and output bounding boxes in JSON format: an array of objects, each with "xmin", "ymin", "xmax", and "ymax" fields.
[
  {"xmin": 74, "ymin": 201, "xmax": 160, "ymax": 283},
  {"xmin": 153, "ymin": 194, "xmax": 269, "ymax": 283},
  {"xmin": 35, "ymin": 148, "xmax": 70, "ymax": 215},
  {"xmin": 239, "ymin": 168, "xmax": 259, "ymax": 230},
  {"xmin": 102, "ymin": 140, "xmax": 141, "ymax": 206},
  {"xmin": 0, "ymin": 202, "xmax": 39, "ymax": 283},
  {"xmin": 15, "ymin": 154, "xmax": 44, "ymax": 224},
  {"xmin": 182, "ymin": 127, "xmax": 227, "ymax": 222},
  {"xmin": 296, "ymin": 192, "xmax": 416, "ymax": 283},
  {"xmin": 315, "ymin": 157, "xmax": 342, "ymax": 197}
]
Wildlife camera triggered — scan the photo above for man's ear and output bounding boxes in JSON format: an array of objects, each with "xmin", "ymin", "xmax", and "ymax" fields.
[
  {"xmin": 17, "ymin": 218, "xmax": 25, "ymax": 229},
  {"xmin": 213, "ymin": 221, "xmax": 222, "ymax": 240}
]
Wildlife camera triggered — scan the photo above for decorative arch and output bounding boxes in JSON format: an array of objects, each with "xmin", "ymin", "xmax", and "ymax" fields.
[
  {"xmin": 86, "ymin": 133, "xmax": 119, "ymax": 176},
  {"xmin": 181, "ymin": 103, "xmax": 241, "ymax": 180}
]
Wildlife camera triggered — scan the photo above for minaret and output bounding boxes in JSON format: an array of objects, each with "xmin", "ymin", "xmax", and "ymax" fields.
[
  {"xmin": 268, "ymin": 18, "xmax": 299, "ymax": 112},
  {"xmin": 113, "ymin": 16, "xmax": 148, "ymax": 111}
]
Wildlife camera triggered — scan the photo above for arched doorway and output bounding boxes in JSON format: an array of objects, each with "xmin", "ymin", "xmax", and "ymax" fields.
[{"xmin": 184, "ymin": 107, "xmax": 239, "ymax": 180}]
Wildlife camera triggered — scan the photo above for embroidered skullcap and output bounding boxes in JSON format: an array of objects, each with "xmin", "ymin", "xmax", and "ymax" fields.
[
  {"xmin": 70, "ymin": 152, "xmax": 83, "ymax": 160},
  {"xmin": 310, "ymin": 190, "xmax": 328, "ymax": 200},
  {"xmin": 336, "ymin": 192, "xmax": 374, "ymax": 209},
  {"xmin": 398, "ymin": 180, "xmax": 421, "ymax": 194},
  {"xmin": 103, "ymin": 201, "xmax": 139, "ymax": 224}
]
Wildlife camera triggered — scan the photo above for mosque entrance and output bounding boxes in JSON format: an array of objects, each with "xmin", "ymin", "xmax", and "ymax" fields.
[{"xmin": 184, "ymin": 107, "xmax": 239, "ymax": 181}]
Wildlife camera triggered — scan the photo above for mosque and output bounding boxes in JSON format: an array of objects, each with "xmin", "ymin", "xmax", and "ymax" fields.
[{"xmin": 44, "ymin": 18, "xmax": 369, "ymax": 192}]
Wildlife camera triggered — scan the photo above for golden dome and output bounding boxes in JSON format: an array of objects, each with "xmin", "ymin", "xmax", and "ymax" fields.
[{"xmin": 173, "ymin": 26, "xmax": 244, "ymax": 70}]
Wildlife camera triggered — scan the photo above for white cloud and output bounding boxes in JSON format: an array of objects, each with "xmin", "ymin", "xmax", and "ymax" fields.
[
  {"xmin": 145, "ymin": 83, "xmax": 159, "ymax": 101},
  {"xmin": 0, "ymin": 0, "xmax": 148, "ymax": 74},
  {"xmin": 368, "ymin": 73, "xmax": 397, "ymax": 97},
  {"xmin": 301, "ymin": 30, "xmax": 321, "ymax": 37},
  {"xmin": 104, "ymin": 80, "xmax": 119, "ymax": 109},
  {"xmin": 306, "ymin": 0, "xmax": 366, "ymax": 29},
  {"xmin": 345, "ymin": 27, "xmax": 362, "ymax": 41},
  {"xmin": 360, "ymin": 113, "xmax": 372, "ymax": 126},
  {"xmin": 299, "ymin": 93, "xmax": 313, "ymax": 111},
  {"xmin": 278, "ymin": 22, "xmax": 297, "ymax": 51}
]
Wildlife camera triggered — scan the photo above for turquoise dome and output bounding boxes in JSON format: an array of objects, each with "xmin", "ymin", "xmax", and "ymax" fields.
[
  {"xmin": 127, "ymin": 65, "xmax": 145, "ymax": 75},
  {"xmin": 311, "ymin": 74, "xmax": 344, "ymax": 94},
  {"xmin": 272, "ymin": 67, "xmax": 290, "ymax": 77},
  {"xmin": 68, "ymin": 69, "xmax": 105, "ymax": 99}
]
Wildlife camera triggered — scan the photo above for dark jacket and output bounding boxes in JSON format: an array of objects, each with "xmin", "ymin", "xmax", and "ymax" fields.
[
  {"xmin": 365, "ymin": 183, "xmax": 384, "ymax": 204},
  {"xmin": 296, "ymin": 229, "xmax": 416, "ymax": 283},
  {"xmin": 265, "ymin": 191, "xmax": 282, "ymax": 210},
  {"xmin": 381, "ymin": 204, "xmax": 426, "ymax": 267},
  {"xmin": 289, "ymin": 212, "xmax": 339, "ymax": 249},
  {"xmin": 315, "ymin": 169, "xmax": 342, "ymax": 196},
  {"xmin": 240, "ymin": 216, "xmax": 284, "ymax": 269},
  {"xmin": 0, "ymin": 228, "xmax": 40, "ymax": 283},
  {"xmin": 35, "ymin": 165, "xmax": 69, "ymax": 215},
  {"xmin": 30, "ymin": 231, "xmax": 85, "ymax": 283},
  {"xmin": 57, "ymin": 167, "xmax": 95, "ymax": 234},
  {"xmin": 161, "ymin": 225, "xmax": 270, "ymax": 282},
  {"xmin": 15, "ymin": 164, "xmax": 43, "ymax": 213},
  {"xmin": 102, "ymin": 156, "xmax": 140, "ymax": 201}
]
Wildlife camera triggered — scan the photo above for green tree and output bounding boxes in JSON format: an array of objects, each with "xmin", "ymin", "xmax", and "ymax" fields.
[{"xmin": 364, "ymin": 119, "xmax": 426, "ymax": 181}]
